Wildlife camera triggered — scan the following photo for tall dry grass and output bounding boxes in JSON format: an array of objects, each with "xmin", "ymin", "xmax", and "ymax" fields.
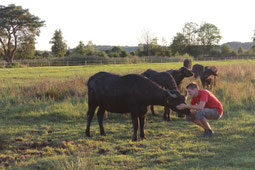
[
  {"xmin": 0, "ymin": 76, "xmax": 88, "ymax": 103},
  {"xmin": 0, "ymin": 62, "xmax": 255, "ymax": 169},
  {"xmin": 0, "ymin": 63, "xmax": 254, "ymax": 116},
  {"xmin": 216, "ymin": 64, "xmax": 255, "ymax": 113},
  {"xmin": 181, "ymin": 63, "xmax": 255, "ymax": 117}
]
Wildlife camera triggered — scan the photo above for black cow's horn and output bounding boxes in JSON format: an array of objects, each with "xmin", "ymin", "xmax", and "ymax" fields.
[
  {"xmin": 184, "ymin": 90, "xmax": 188, "ymax": 101},
  {"xmin": 168, "ymin": 91, "xmax": 177, "ymax": 98}
]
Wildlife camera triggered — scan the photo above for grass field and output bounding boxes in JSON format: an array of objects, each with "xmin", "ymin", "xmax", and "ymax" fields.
[{"xmin": 0, "ymin": 59, "xmax": 255, "ymax": 169}]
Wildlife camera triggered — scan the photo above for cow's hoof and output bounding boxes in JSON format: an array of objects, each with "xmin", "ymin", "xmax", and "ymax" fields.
[
  {"xmin": 85, "ymin": 130, "xmax": 91, "ymax": 137},
  {"xmin": 132, "ymin": 136, "xmax": 137, "ymax": 141},
  {"xmin": 140, "ymin": 136, "xmax": 146, "ymax": 140},
  {"xmin": 101, "ymin": 132, "xmax": 106, "ymax": 136}
]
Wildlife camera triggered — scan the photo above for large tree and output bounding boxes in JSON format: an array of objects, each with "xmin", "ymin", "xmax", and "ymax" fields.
[
  {"xmin": 0, "ymin": 4, "xmax": 44, "ymax": 63},
  {"xmin": 197, "ymin": 22, "xmax": 222, "ymax": 55},
  {"xmin": 74, "ymin": 41, "xmax": 86, "ymax": 55},
  {"xmin": 139, "ymin": 29, "xmax": 155, "ymax": 56},
  {"xmin": 237, "ymin": 46, "xmax": 244, "ymax": 54},
  {"xmin": 170, "ymin": 22, "xmax": 222, "ymax": 57},
  {"xmin": 197, "ymin": 22, "xmax": 221, "ymax": 46},
  {"xmin": 221, "ymin": 44, "xmax": 232, "ymax": 56},
  {"xmin": 182, "ymin": 22, "xmax": 198, "ymax": 45},
  {"xmin": 49, "ymin": 29, "xmax": 67, "ymax": 57},
  {"xmin": 86, "ymin": 40, "xmax": 95, "ymax": 56},
  {"xmin": 170, "ymin": 32, "xmax": 187, "ymax": 55}
]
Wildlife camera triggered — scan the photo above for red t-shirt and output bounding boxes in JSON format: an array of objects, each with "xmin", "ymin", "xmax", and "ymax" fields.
[{"xmin": 191, "ymin": 89, "xmax": 223, "ymax": 115}]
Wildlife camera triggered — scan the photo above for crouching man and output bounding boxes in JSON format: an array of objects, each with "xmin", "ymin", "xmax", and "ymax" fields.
[{"xmin": 176, "ymin": 82, "xmax": 223, "ymax": 137}]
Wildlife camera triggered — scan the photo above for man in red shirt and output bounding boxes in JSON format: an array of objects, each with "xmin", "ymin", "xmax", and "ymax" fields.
[{"xmin": 176, "ymin": 82, "xmax": 223, "ymax": 137}]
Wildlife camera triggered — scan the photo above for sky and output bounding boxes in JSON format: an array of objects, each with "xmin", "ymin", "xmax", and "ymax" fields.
[{"xmin": 1, "ymin": 0, "xmax": 255, "ymax": 51}]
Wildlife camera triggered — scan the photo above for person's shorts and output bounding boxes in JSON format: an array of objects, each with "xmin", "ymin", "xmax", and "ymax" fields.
[{"xmin": 186, "ymin": 108, "xmax": 221, "ymax": 121}]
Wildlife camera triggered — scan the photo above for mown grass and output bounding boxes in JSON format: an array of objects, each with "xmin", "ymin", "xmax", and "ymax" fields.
[{"xmin": 0, "ymin": 59, "xmax": 255, "ymax": 169}]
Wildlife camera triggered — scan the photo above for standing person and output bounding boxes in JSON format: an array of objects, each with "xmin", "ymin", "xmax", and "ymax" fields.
[{"xmin": 176, "ymin": 82, "xmax": 223, "ymax": 137}]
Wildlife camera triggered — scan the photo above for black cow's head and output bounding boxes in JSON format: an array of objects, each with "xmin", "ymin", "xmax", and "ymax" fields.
[
  {"xmin": 183, "ymin": 59, "xmax": 192, "ymax": 69},
  {"xmin": 179, "ymin": 67, "xmax": 194, "ymax": 77},
  {"xmin": 205, "ymin": 66, "xmax": 218, "ymax": 76},
  {"xmin": 166, "ymin": 90, "xmax": 191, "ymax": 115},
  {"xmin": 203, "ymin": 69, "xmax": 218, "ymax": 78}
]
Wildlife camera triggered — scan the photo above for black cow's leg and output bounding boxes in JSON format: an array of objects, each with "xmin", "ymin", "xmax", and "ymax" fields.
[
  {"xmin": 201, "ymin": 78, "xmax": 205, "ymax": 89},
  {"xmin": 97, "ymin": 107, "xmax": 106, "ymax": 136},
  {"xmin": 164, "ymin": 107, "xmax": 171, "ymax": 121},
  {"xmin": 150, "ymin": 105, "xmax": 156, "ymax": 116},
  {"xmin": 139, "ymin": 114, "xmax": 146, "ymax": 140},
  {"xmin": 86, "ymin": 105, "xmax": 97, "ymax": 137},
  {"xmin": 131, "ymin": 113, "xmax": 138, "ymax": 141}
]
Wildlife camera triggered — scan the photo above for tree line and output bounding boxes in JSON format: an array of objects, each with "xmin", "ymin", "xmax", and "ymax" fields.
[{"xmin": 1, "ymin": 4, "xmax": 255, "ymax": 65}]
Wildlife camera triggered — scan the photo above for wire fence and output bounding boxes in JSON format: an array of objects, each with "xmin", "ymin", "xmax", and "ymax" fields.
[{"xmin": 1, "ymin": 55, "xmax": 255, "ymax": 68}]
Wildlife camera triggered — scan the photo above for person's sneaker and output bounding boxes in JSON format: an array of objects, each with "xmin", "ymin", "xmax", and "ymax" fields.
[{"xmin": 203, "ymin": 129, "xmax": 214, "ymax": 137}]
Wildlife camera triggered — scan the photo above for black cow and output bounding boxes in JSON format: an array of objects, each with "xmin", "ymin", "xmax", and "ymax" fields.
[
  {"xmin": 192, "ymin": 64, "xmax": 204, "ymax": 78},
  {"xmin": 85, "ymin": 72, "xmax": 190, "ymax": 141},
  {"xmin": 142, "ymin": 69, "xmax": 178, "ymax": 121},
  {"xmin": 183, "ymin": 59, "xmax": 192, "ymax": 69},
  {"xmin": 166, "ymin": 67, "xmax": 194, "ymax": 90},
  {"xmin": 166, "ymin": 67, "xmax": 193, "ymax": 118},
  {"xmin": 200, "ymin": 66, "xmax": 218, "ymax": 90}
]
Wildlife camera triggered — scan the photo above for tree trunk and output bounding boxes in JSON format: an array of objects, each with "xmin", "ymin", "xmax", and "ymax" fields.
[
  {"xmin": 7, "ymin": 56, "xmax": 14, "ymax": 64},
  {"xmin": 4, "ymin": 52, "xmax": 14, "ymax": 64}
]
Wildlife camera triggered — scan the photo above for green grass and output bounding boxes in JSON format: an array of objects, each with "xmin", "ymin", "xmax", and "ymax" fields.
[
  {"xmin": 0, "ymin": 59, "xmax": 254, "ymax": 87},
  {"xmin": 0, "ymin": 59, "xmax": 255, "ymax": 169}
]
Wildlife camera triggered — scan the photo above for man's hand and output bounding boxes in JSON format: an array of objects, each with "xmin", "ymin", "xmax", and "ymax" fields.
[
  {"xmin": 176, "ymin": 103, "xmax": 187, "ymax": 110},
  {"xmin": 191, "ymin": 110, "xmax": 196, "ymax": 114}
]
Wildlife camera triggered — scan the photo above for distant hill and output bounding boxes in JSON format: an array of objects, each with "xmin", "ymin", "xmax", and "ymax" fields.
[
  {"xmin": 222, "ymin": 42, "xmax": 255, "ymax": 50},
  {"xmin": 94, "ymin": 45, "xmax": 139, "ymax": 52}
]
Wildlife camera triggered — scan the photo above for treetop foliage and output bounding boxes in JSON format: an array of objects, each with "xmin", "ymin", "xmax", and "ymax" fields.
[
  {"xmin": 0, "ymin": 4, "xmax": 44, "ymax": 63},
  {"xmin": 49, "ymin": 29, "xmax": 67, "ymax": 57},
  {"xmin": 0, "ymin": 4, "xmax": 45, "ymax": 36}
]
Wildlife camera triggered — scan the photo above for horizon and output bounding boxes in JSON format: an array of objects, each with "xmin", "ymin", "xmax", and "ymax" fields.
[{"xmin": 1, "ymin": 0, "xmax": 255, "ymax": 51}]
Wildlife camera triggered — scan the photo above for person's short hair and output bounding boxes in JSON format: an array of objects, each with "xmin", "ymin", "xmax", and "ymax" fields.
[{"xmin": 186, "ymin": 82, "xmax": 199, "ymax": 89}]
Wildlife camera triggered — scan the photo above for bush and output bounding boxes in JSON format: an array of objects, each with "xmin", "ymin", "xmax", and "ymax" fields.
[
  {"xmin": 129, "ymin": 56, "xmax": 140, "ymax": 64},
  {"xmin": 130, "ymin": 51, "xmax": 136, "ymax": 56},
  {"xmin": 42, "ymin": 51, "xmax": 52, "ymax": 58},
  {"xmin": 5, "ymin": 63, "xmax": 28, "ymax": 68},
  {"xmin": 97, "ymin": 51, "xmax": 109, "ymax": 58},
  {"xmin": 120, "ymin": 50, "xmax": 129, "ymax": 57}
]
